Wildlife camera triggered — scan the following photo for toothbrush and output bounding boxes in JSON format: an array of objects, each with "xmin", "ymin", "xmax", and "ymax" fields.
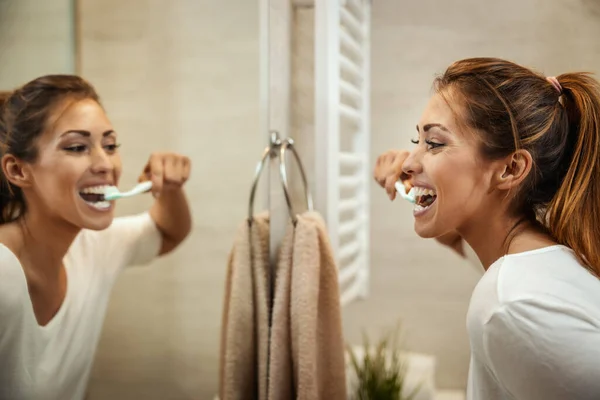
[
  {"xmin": 103, "ymin": 181, "xmax": 153, "ymax": 201},
  {"xmin": 394, "ymin": 180, "xmax": 416, "ymax": 204}
]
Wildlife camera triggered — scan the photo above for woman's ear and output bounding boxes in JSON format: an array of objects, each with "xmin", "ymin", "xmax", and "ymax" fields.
[
  {"xmin": 493, "ymin": 149, "xmax": 533, "ymax": 191},
  {"xmin": 2, "ymin": 154, "xmax": 32, "ymax": 189}
]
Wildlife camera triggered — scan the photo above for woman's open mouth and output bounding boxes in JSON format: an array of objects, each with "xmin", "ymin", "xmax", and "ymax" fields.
[
  {"xmin": 413, "ymin": 187, "xmax": 437, "ymax": 215},
  {"xmin": 79, "ymin": 185, "xmax": 114, "ymax": 211}
]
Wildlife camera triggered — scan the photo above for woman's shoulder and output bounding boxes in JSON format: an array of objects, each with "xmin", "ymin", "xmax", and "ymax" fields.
[
  {"xmin": 0, "ymin": 229, "xmax": 28, "ymax": 315},
  {"xmin": 0, "ymin": 224, "xmax": 25, "ymax": 276},
  {"xmin": 499, "ymin": 245, "xmax": 598, "ymax": 288},
  {"xmin": 495, "ymin": 245, "xmax": 600, "ymax": 318},
  {"xmin": 470, "ymin": 245, "xmax": 600, "ymax": 325},
  {"xmin": 0, "ymin": 223, "xmax": 24, "ymax": 258},
  {"xmin": 72, "ymin": 212, "xmax": 161, "ymax": 271}
]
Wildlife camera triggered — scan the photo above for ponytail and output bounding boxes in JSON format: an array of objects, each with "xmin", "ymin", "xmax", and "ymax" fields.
[
  {"xmin": 545, "ymin": 73, "xmax": 600, "ymax": 276},
  {"xmin": 0, "ymin": 91, "xmax": 10, "ymax": 108}
]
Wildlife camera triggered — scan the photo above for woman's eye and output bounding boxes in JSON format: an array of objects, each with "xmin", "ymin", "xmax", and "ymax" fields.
[
  {"xmin": 411, "ymin": 138, "xmax": 444, "ymax": 150},
  {"xmin": 425, "ymin": 140, "xmax": 444, "ymax": 150},
  {"xmin": 65, "ymin": 145, "xmax": 87, "ymax": 153},
  {"xmin": 105, "ymin": 143, "xmax": 121, "ymax": 152}
]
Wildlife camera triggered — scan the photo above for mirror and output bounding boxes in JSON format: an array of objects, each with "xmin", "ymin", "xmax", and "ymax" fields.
[{"xmin": 0, "ymin": 1, "xmax": 263, "ymax": 399}]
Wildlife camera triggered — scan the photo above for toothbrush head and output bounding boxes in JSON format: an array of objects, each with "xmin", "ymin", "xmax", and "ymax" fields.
[
  {"xmin": 103, "ymin": 186, "xmax": 121, "ymax": 201},
  {"xmin": 395, "ymin": 180, "xmax": 416, "ymax": 204}
]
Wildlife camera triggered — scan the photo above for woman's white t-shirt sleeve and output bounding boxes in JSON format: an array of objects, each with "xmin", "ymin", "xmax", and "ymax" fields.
[
  {"xmin": 93, "ymin": 212, "xmax": 162, "ymax": 274},
  {"xmin": 483, "ymin": 298, "xmax": 600, "ymax": 400}
]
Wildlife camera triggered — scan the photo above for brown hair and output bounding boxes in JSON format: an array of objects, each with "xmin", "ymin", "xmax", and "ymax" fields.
[
  {"xmin": 434, "ymin": 58, "xmax": 600, "ymax": 276},
  {"xmin": 0, "ymin": 75, "xmax": 100, "ymax": 224}
]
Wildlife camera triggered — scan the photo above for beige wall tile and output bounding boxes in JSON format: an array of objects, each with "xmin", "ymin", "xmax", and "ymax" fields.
[
  {"xmin": 79, "ymin": 1, "xmax": 260, "ymax": 398},
  {"xmin": 0, "ymin": 0, "xmax": 75, "ymax": 90}
]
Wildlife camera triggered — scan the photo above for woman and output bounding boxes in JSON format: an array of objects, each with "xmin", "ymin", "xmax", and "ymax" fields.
[
  {"xmin": 374, "ymin": 58, "xmax": 600, "ymax": 399},
  {"xmin": 0, "ymin": 75, "xmax": 191, "ymax": 399}
]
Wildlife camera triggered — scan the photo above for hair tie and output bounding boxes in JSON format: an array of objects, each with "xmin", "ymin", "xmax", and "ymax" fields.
[{"xmin": 546, "ymin": 76, "xmax": 562, "ymax": 94}]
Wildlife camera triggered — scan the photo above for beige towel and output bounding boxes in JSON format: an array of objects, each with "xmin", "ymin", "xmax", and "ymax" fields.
[
  {"xmin": 267, "ymin": 222, "xmax": 295, "ymax": 399},
  {"xmin": 269, "ymin": 211, "xmax": 347, "ymax": 400},
  {"xmin": 219, "ymin": 212, "xmax": 271, "ymax": 400}
]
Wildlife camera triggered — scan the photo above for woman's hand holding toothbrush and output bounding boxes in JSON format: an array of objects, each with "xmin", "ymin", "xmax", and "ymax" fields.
[
  {"xmin": 141, "ymin": 152, "xmax": 192, "ymax": 256},
  {"xmin": 373, "ymin": 149, "xmax": 411, "ymax": 200},
  {"xmin": 138, "ymin": 152, "xmax": 191, "ymax": 198}
]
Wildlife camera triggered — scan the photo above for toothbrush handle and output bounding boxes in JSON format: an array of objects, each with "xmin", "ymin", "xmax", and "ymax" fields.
[
  {"xmin": 136, "ymin": 181, "xmax": 153, "ymax": 192},
  {"xmin": 395, "ymin": 180, "xmax": 408, "ymax": 194},
  {"xmin": 395, "ymin": 180, "xmax": 416, "ymax": 203},
  {"xmin": 131, "ymin": 181, "xmax": 153, "ymax": 195}
]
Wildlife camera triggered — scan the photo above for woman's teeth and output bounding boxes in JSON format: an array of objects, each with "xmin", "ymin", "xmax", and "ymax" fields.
[
  {"xmin": 79, "ymin": 185, "xmax": 116, "ymax": 210},
  {"xmin": 80, "ymin": 185, "xmax": 112, "ymax": 194},
  {"xmin": 87, "ymin": 201, "xmax": 111, "ymax": 211},
  {"xmin": 413, "ymin": 186, "xmax": 437, "ymax": 212}
]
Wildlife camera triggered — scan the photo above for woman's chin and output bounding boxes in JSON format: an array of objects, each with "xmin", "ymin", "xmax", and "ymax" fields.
[
  {"xmin": 414, "ymin": 222, "xmax": 438, "ymax": 238},
  {"xmin": 413, "ymin": 205, "xmax": 439, "ymax": 238},
  {"xmin": 75, "ymin": 210, "xmax": 115, "ymax": 231},
  {"xmin": 74, "ymin": 196, "xmax": 116, "ymax": 230},
  {"xmin": 82, "ymin": 213, "xmax": 114, "ymax": 230},
  {"xmin": 414, "ymin": 216, "xmax": 450, "ymax": 239}
]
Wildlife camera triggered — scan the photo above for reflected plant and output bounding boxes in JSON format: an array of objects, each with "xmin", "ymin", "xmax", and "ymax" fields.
[{"xmin": 346, "ymin": 323, "xmax": 421, "ymax": 400}]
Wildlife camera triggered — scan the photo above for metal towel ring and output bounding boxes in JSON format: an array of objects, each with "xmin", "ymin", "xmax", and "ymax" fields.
[
  {"xmin": 247, "ymin": 143, "xmax": 272, "ymax": 225},
  {"xmin": 279, "ymin": 138, "xmax": 313, "ymax": 224},
  {"xmin": 247, "ymin": 132, "xmax": 313, "ymax": 225}
]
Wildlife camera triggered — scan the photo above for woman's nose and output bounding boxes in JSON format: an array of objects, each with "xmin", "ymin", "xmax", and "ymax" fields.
[
  {"xmin": 90, "ymin": 148, "xmax": 114, "ymax": 174},
  {"xmin": 402, "ymin": 150, "xmax": 422, "ymax": 176}
]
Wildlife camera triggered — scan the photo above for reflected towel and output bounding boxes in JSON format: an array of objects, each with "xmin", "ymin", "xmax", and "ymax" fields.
[
  {"xmin": 269, "ymin": 211, "xmax": 347, "ymax": 400},
  {"xmin": 219, "ymin": 212, "xmax": 270, "ymax": 400}
]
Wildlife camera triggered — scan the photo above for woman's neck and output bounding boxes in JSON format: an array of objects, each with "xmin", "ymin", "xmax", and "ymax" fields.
[
  {"xmin": 18, "ymin": 209, "xmax": 81, "ymax": 276},
  {"xmin": 458, "ymin": 210, "xmax": 556, "ymax": 270}
]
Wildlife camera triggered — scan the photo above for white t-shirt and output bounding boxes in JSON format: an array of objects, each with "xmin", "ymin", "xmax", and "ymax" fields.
[
  {"xmin": 0, "ymin": 212, "xmax": 162, "ymax": 400},
  {"xmin": 466, "ymin": 245, "xmax": 600, "ymax": 400}
]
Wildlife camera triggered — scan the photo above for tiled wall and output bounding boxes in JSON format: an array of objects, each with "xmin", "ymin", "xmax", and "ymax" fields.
[
  {"xmin": 79, "ymin": 1, "xmax": 261, "ymax": 398},
  {"xmin": 0, "ymin": 0, "xmax": 75, "ymax": 90},
  {"xmin": 267, "ymin": 0, "xmax": 293, "ymax": 264}
]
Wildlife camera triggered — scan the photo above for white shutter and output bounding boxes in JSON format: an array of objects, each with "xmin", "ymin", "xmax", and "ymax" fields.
[{"xmin": 315, "ymin": 0, "xmax": 371, "ymax": 306}]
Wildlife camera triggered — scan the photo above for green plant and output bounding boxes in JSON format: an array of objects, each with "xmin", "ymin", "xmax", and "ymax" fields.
[{"xmin": 346, "ymin": 324, "xmax": 421, "ymax": 400}]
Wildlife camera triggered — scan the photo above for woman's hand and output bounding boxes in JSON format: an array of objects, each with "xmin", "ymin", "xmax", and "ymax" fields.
[
  {"xmin": 373, "ymin": 149, "xmax": 410, "ymax": 200},
  {"xmin": 143, "ymin": 152, "xmax": 192, "ymax": 256},
  {"xmin": 138, "ymin": 152, "xmax": 191, "ymax": 198}
]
